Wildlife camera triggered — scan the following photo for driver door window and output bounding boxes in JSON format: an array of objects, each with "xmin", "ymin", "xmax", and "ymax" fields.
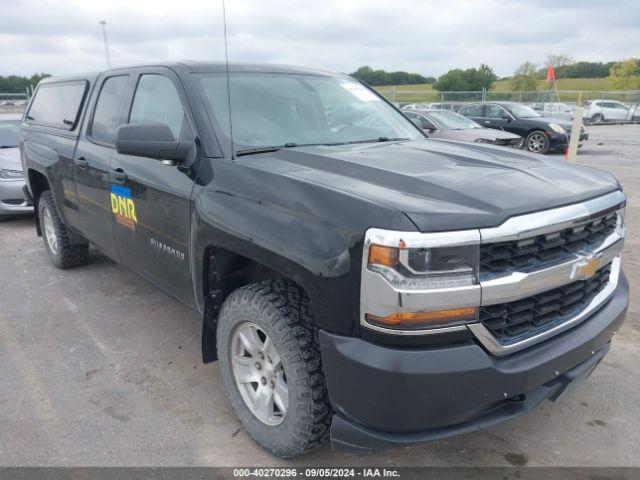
[
  {"xmin": 129, "ymin": 74, "xmax": 192, "ymax": 140},
  {"xmin": 485, "ymin": 105, "xmax": 509, "ymax": 119}
]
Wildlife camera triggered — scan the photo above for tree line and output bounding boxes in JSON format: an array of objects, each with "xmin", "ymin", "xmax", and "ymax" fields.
[
  {"xmin": 510, "ymin": 55, "xmax": 640, "ymax": 91},
  {"xmin": 0, "ymin": 73, "xmax": 50, "ymax": 94},
  {"xmin": 4, "ymin": 57, "xmax": 639, "ymax": 94},
  {"xmin": 350, "ymin": 66, "xmax": 435, "ymax": 86},
  {"xmin": 349, "ymin": 56, "xmax": 640, "ymax": 92}
]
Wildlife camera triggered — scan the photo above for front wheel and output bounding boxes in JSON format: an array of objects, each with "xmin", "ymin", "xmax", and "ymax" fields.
[
  {"xmin": 525, "ymin": 130, "xmax": 550, "ymax": 154},
  {"xmin": 216, "ymin": 280, "xmax": 331, "ymax": 458}
]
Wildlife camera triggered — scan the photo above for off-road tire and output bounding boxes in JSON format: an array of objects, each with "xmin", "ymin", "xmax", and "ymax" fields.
[
  {"xmin": 38, "ymin": 190, "xmax": 89, "ymax": 269},
  {"xmin": 217, "ymin": 280, "xmax": 332, "ymax": 458}
]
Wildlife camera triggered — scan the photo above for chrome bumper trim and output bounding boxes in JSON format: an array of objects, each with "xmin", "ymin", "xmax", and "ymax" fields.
[
  {"xmin": 479, "ymin": 190, "xmax": 625, "ymax": 243},
  {"xmin": 468, "ymin": 256, "xmax": 621, "ymax": 357}
]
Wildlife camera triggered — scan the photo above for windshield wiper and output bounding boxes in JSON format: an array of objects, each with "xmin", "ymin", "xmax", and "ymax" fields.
[
  {"xmin": 323, "ymin": 137, "xmax": 409, "ymax": 146},
  {"xmin": 235, "ymin": 137, "xmax": 409, "ymax": 156},
  {"xmin": 235, "ymin": 142, "xmax": 303, "ymax": 157}
]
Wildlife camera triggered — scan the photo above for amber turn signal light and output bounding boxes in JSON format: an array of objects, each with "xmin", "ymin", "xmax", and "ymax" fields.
[
  {"xmin": 368, "ymin": 244, "xmax": 399, "ymax": 267},
  {"xmin": 365, "ymin": 307, "xmax": 478, "ymax": 330}
]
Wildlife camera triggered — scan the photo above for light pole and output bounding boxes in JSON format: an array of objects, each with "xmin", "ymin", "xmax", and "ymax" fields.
[{"xmin": 99, "ymin": 20, "xmax": 112, "ymax": 68}]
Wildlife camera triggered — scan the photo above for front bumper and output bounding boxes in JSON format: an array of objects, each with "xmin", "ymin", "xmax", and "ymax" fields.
[
  {"xmin": 549, "ymin": 132, "xmax": 589, "ymax": 150},
  {"xmin": 320, "ymin": 272, "xmax": 628, "ymax": 453},
  {"xmin": 0, "ymin": 179, "xmax": 33, "ymax": 215}
]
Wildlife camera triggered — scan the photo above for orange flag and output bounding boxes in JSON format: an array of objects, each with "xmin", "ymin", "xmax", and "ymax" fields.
[{"xmin": 546, "ymin": 64, "xmax": 555, "ymax": 82}]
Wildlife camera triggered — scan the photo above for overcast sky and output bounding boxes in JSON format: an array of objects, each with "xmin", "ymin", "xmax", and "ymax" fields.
[{"xmin": 1, "ymin": 0, "xmax": 639, "ymax": 78}]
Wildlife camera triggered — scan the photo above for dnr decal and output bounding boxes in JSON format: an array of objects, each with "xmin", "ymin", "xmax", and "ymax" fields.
[{"xmin": 110, "ymin": 185, "xmax": 138, "ymax": 231}]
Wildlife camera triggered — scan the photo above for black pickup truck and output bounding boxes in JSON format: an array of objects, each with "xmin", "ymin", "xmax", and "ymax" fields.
[{"xmin": 20, "ymin": 62, "xmax": 628, "ymax": 459}]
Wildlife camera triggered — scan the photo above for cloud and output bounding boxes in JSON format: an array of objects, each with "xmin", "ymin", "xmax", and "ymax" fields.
[{"xmin": 0, "ymin": 0, "xmax": 639, "ymax": 77}]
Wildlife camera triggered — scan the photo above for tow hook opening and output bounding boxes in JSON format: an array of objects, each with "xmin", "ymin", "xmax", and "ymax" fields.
[{"xmin": 507, "ymin": 393, "xmax": 526, "ymax": 403}]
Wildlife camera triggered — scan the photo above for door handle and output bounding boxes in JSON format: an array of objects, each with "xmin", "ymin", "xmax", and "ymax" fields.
[
  {"xmin": 111, "ymin": 168, "xmax": 128, "ymax": 183},
  {"xmin": 75, "ymin": 157, "xmax": 88, "ymax": 169},
  {"xmin": 484, "ymin": 121, "xmax": 491, "ymax": 124}
]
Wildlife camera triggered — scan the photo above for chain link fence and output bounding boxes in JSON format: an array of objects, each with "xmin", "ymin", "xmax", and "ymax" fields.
[
  {"xmin": 0, "ymin": 93, "xmax": 29, "ymax": 113},
  {"xmin": 377, "ymin": 87, "xmax": 640, "ymax": 105}
]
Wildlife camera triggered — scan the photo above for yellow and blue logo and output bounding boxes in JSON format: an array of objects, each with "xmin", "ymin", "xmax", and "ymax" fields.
[{"xmin": 110, "ymin": 185, "xmax": 138, "ymax": 230}]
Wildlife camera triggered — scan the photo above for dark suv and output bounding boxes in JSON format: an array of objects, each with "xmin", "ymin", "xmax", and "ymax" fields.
[
  {"xmin": 458, "ymin": 101, "xmax": 588, "ymax": 153},
  {"xmin": 20, "ymin": 63, "xmax": 627, "ymax": 458}
]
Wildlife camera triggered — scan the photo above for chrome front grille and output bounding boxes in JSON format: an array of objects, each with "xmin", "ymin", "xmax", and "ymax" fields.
[
  {"xmin": 471, "ymin": 190, "xmax": 625, "ymax": 356},
  {"xmin": 480, "ymin": 211, "xmax": 617, "ymax": 279},
  {"xmin": 479, "ymin": 263, "xmax": 612, "ymax": 344}
]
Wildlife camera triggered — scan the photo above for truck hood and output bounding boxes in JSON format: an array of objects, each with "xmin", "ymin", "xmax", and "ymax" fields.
[
  {"xmin": 0, "ymin": 147, "xmax": 21, "ymax": 171},
  {"xmin": 237, "ymin": 138, "xmax": 620, "ymax": 231}
]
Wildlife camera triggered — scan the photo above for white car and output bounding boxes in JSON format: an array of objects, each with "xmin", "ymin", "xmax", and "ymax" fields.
[
  {"xmin": 583, "ymin": 100, "xmax": 633, "ymax": 123},
  {"xmin": 532, "ymin": 102, "xmax": 577, "ymax": 121}
]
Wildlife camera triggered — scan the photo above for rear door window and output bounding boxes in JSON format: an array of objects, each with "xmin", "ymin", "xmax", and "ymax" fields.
[
  {"xmin": 460, "ymin": 104, "xmax": 484, "ymax": 117},
  {"xmin": 26, "ymin": 81, "xmax": 87, "ymax": 130},
  {"xmin": 90, "ymin": 75, "xmax": 130, "ymax": 145}
]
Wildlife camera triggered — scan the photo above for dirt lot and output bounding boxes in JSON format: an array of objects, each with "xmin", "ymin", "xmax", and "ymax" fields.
[{"xmin": 0, "ymin": 125, "xmax": 638, "ymax": 467}]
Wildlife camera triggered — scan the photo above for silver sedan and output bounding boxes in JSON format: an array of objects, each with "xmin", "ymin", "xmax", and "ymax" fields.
[
  {"xmin": 404, "ymin": 109, "xmax": 522, "ymax": 147},
  {"xmin": 0, "ymin": 113, "xmax": 33, "ymax": 218}
]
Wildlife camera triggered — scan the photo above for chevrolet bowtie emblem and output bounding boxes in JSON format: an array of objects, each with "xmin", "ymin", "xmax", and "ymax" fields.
[{"xmin": 574, "ymin": 256, "xmax": 601, "ymax": 280}]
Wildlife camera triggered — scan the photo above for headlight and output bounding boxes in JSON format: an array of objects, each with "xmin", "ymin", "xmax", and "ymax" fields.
[
  {"xmin": 363, "ymin": 229, "xmax": 480, "ymax": 331},
  {"xmin": 616, "ymin": 206, "xmax": 626, "ymax": 237},
  {"xmin": 367, "ymin": 244, "xmax": 478, "ymax": 289},
  {"xmin": 548, "ymin": 122, "xmax": 566, "ymax": 134},
  {"xmin": 0, "ymin": 169, "xmax": 24, "ymax": 180}
]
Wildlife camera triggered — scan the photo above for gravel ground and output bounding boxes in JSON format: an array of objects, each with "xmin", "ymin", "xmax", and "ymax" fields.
[{"xmin": 0, "ymin": 124, "xmax": 638, "ymax": 467}]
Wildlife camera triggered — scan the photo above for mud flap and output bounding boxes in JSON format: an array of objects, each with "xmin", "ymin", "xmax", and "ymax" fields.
[{"xmin": 202, "ymin": 289, "xmax": 223, "ymax": 363}]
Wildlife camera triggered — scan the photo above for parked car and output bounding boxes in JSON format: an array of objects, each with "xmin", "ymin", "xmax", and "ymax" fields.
[
  {"xmin": 582, "ymin": 100, "xmax": 633, "ymax": 123},
  {"xmin": 424, "ymin": 102, "xmax": 465, "ymax": 111},
  {"xmin": 531, "ymin": 102, "xmax": 577, "ymax": 121},
  {"xmin": 0, "ymin": 113, "xmax": 33, "ymax": 219},
  {"xmin": 404, "ymin": 109, "xmax": 521, "ymax": 147},
  {"xmin": 21, "ymin": 63, "xmax": 627, "ymax": 458},
  {"xmin": 458, "ymin": 101, "xmax": 588, "ymax": 154},
  {"xmin": 401, "ymin": 103, "xmax": 430, "ymax": 110},
  {"xmin": 402, "ymin": 102, "xmax": 464, "ymax": 112}
]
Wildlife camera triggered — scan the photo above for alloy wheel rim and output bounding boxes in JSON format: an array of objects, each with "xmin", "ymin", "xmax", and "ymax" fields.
[
  {"xmin": 43, "ymin": 208, "xmax": 57, "ymax": 254},
  {"xmin": 230, "ymin": 322, "xmax": 288, "ymax": 426},
  {"xmin": 528, "ymin": 133, "xmax": 546, "ymax": 152}
]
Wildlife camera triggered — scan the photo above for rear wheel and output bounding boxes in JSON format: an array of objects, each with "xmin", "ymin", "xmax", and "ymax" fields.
[
  {"xmin": 592, "ymin": 113, "xmax": 604, "ymax": 123},
  {"xmin": 217, "ymin": 280, "xmax": 331, "ymax": 458},
  {"xmin": 525, "ymin": 130, "xmax": 550, "ymax": 154},
  {"xmin": 38, "ymin": 191, "xmax": 89, "ymax": 269}
]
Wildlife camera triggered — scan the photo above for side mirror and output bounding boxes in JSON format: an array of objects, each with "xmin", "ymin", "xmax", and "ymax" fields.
[
  {"xmin": 500, "ymin": 115, "xmax": 511, "ymax": 122},
  {"xmin": 116, "ymin": 123, "xmax": 194, "ymax": 163}
]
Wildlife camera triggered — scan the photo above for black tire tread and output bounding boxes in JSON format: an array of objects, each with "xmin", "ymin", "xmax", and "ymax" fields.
[
  {"xmin": 218, "ymin": 279, "xmax": 332, "ymax": 458},
  {"xmin": 39, "ymin": 191, "xmax": 89, "ymax": 269}
]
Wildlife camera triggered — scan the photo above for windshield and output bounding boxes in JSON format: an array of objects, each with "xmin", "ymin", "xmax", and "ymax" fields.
[
  {"xmin": 425, "ymin": 110, "xmax": 481, "ymax": 130},
  {"xmin": 198, "ymin": 73, "xmax": 421, "ymax": 152},
  {"xmin": 0, "ymin": 120, "xmax": 20, "ymax": 147},
  {"xmin": 504, "ymin": 104, "xmax": 542, "ymax": 118}
]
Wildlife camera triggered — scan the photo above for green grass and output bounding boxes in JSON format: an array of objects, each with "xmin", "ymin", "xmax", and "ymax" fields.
[{"xmin": 374, "ymin": 77, "xmax": 618, "ymax": 103}]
